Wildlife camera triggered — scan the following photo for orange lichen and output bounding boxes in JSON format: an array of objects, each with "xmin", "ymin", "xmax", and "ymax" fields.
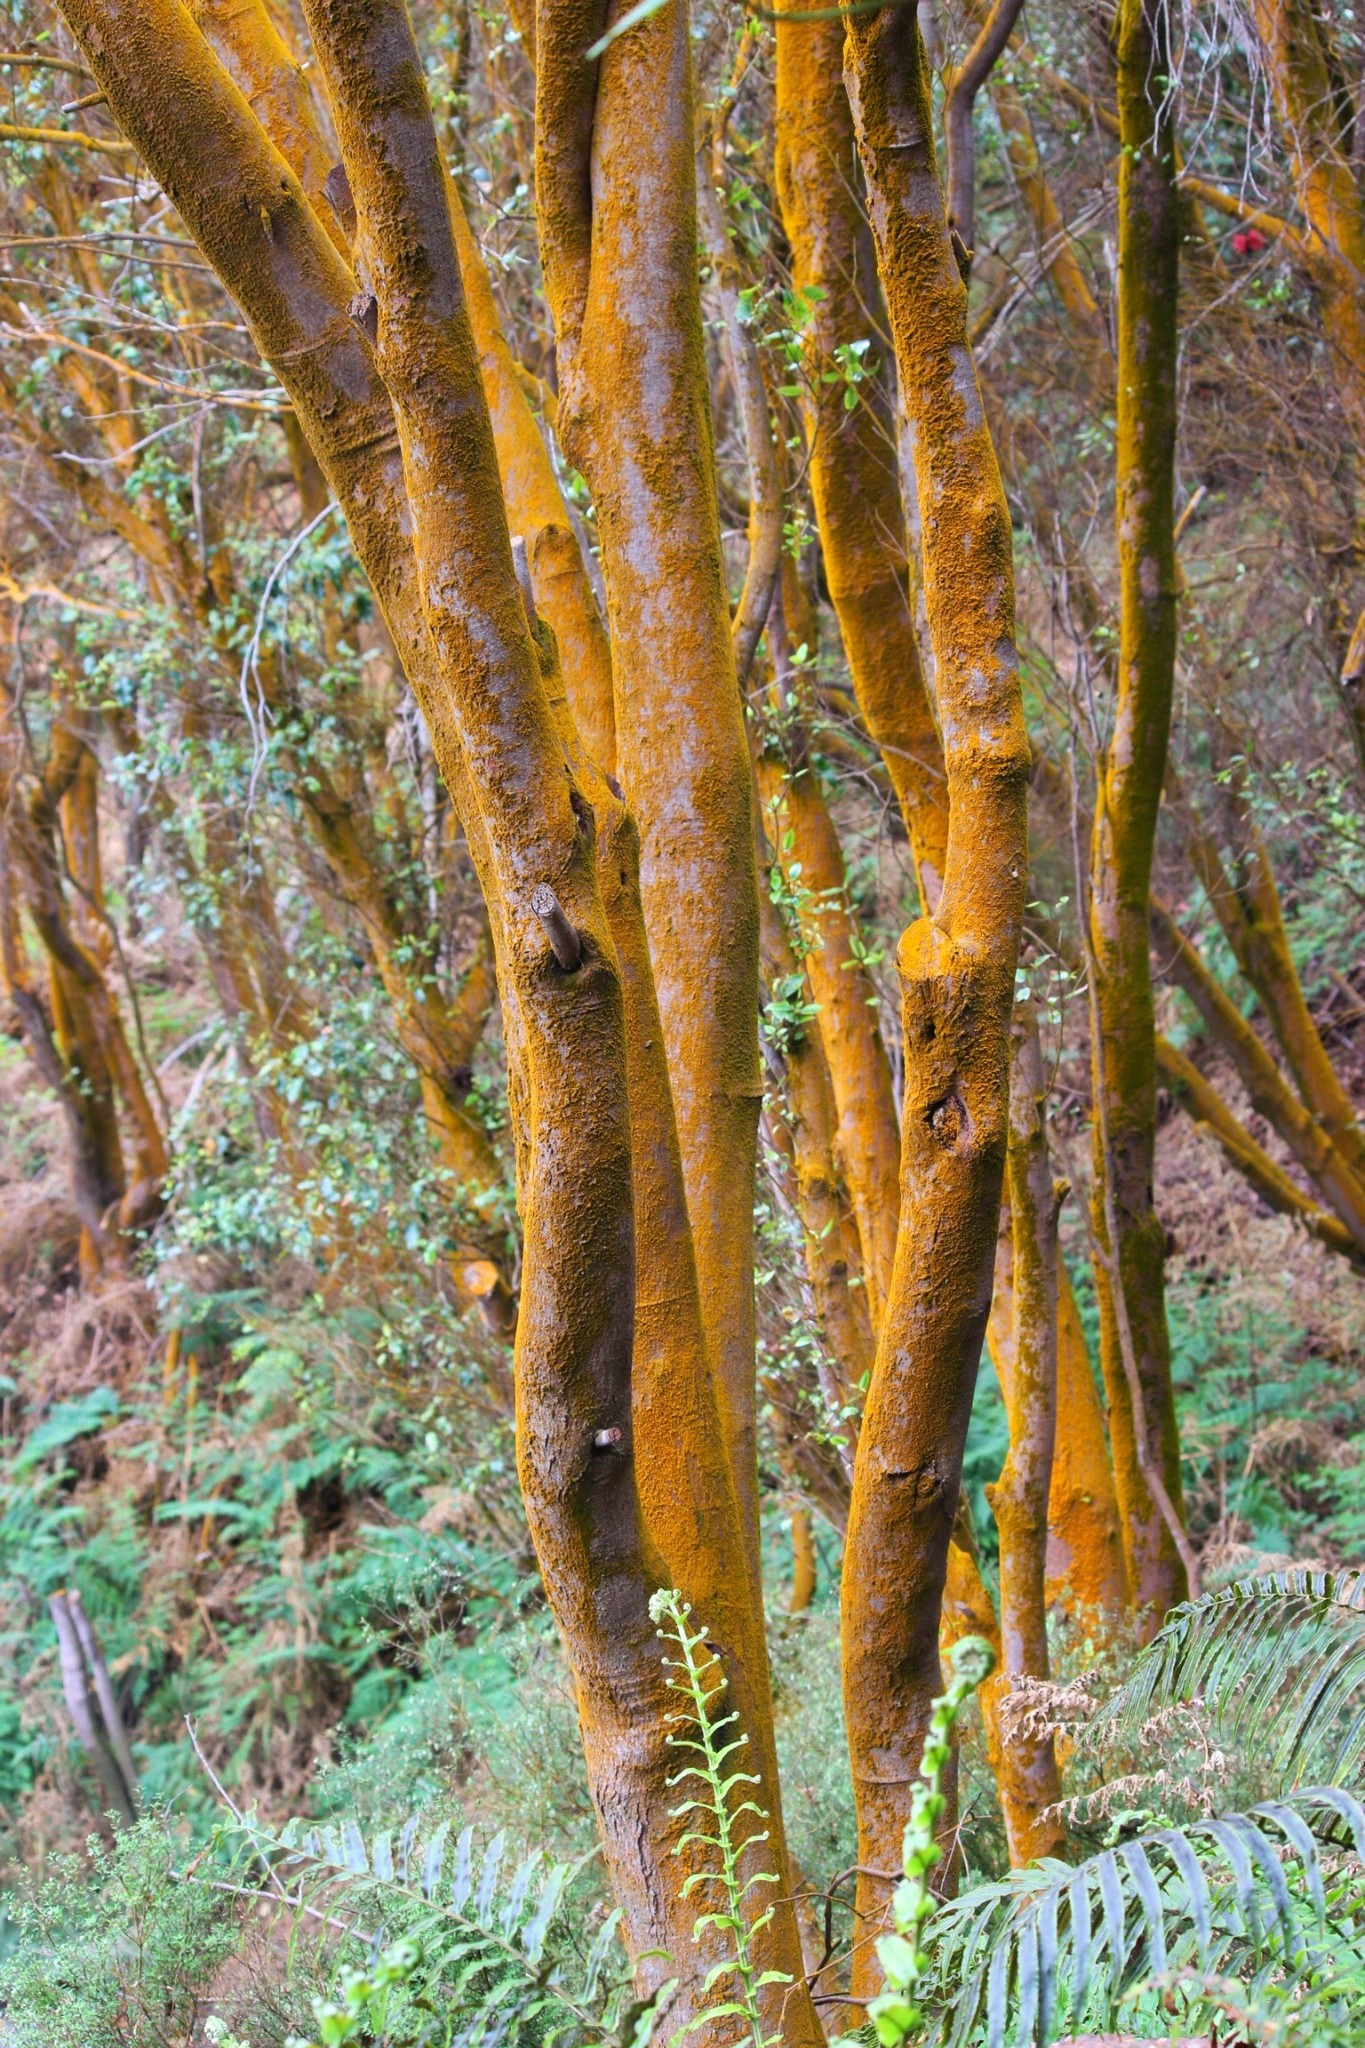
[
  {"xmin": 839, "ymin": 1, "xmax": 1031, "ymax": 1972},
  {"xmin": 1085, "ymin": 0, "xmax": 1189, "ymax": 1632},
  {"xmin": 774, "ymin": 2, "xmax": 949, "ymax": 913},
  {"xmin": 535, "ymin": 0, "xmax": 768, "ymax": 1600}
]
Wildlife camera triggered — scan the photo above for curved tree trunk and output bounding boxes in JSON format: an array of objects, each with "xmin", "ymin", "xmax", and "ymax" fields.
[{"xmin": 773, "ymin": 2, "xmax": 949, "ymax": 912}]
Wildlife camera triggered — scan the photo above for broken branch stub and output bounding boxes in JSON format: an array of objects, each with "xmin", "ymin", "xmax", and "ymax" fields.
[{"xmin": 531, "ymin": 883, "xmax": 583, "ymax": 971}]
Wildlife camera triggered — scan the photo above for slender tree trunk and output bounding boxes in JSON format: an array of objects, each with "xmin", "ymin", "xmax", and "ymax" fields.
[
  {"xmin": 757, "ymin": 712, "xmax": 902, "ymax": 1332},
  {"xmin": 989, "ymin": 1222, "xmax": 1131, "ymax": 1635},
  {"xmin": 1087, "ymin": 0, "xmax": 1188, "ymax": 1633},
  {"xmin": 773, "ymin": 3, "xmax": 949, "ymax": 911},
  {"xmin": 840, "ymin": 0, "xmax": 1031, "ymax": 1971},
  {"xmin": 758, "ymin": 869, "xmax": 875, "ymax": 1415},
  {"xmin": 1151, "ymin": 898, "xmax": 1365, "ymax": 1249},
  {"xmin": 985, "ymin": 1008, "xmax": 1065, "ymax": 1863}
]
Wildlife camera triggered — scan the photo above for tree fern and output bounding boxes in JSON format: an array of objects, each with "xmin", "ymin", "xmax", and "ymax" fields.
[
  {"xmin": 1097, "ymin": 1569, "xmax": 1365, "ymax": 1787},
  {"xmin": 235, "ymin": 1811, "xmax": 673, "ymax": 2048},
  {"xmin": 923, "ymin": 1787, "xmax": 1365, "ymax": 2047}
]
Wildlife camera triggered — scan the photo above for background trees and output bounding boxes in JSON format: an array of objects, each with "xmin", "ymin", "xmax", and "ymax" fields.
[{"xmin": 1, "ymin": 2, "xmax": 1365, "ymax": 2043}]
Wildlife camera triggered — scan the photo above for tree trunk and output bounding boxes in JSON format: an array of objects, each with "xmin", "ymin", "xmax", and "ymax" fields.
[
  {"xmin": 840, "ymin": 0, "xmax": 1031, "ymax": 1974},
  {"xmin": 1087, "ymin": 0, "xmax": 1188, "ymax": 1633},
  {"xmin": 535, "ymin": 0, "xmax": 766, "ymax": 1586},
  {"xmin": 985, "ymin": 1008, "xmax": 1065, "ymax": 1863},
  {"xmin": 773, "ymin": 2, "xmax": 949, "ymax": 912}
]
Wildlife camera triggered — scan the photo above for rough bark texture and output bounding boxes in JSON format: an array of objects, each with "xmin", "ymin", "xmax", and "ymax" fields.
[
  {"xmin": 1088, "ymin": 0, "xmax": 1188, "ymax": 1633},
  {"xmin": 840, "ymin": 0, "xmax": 1031, "ymax": 1972},
  {"xmin": 536, "ymin": 0, "xmax": 766, "ymax": 1584},
  {"xmin": 986, "ymin": 1011, "xmax": 1065, "ymax": 1863},
  {"xmin": 773, "ymin": 2, "xmax": 949, "ymax": 912},
  {"xmin": 758, "ymin": 719, "xmax": 902, "ymax": 1332},
  {"xmin": 294, "ymin": 6, "xmax": 779, "ymax": 2031}
]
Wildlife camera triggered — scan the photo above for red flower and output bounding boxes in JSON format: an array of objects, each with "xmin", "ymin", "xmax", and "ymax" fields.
[{"xmin": 1232, "ymin": 227, "xmax": 1268, "ymax": 255}]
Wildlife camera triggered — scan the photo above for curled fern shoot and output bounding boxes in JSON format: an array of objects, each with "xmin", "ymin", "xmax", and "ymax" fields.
[
  {"xmin": 648, "ymin": 1587, "xmax": 790, "ymax": 2048},
  {"xmin": 835, "ymin": 1634, "xmax": 995, "ymax": 2048}
]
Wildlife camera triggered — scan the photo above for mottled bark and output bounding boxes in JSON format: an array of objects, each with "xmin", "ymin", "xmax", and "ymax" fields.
[
  {"xmin": 773, "ymin": 2, "xmax": 949, "ymax": 911},
  {"xmin": 1087, "ymin": 0, "xmax": 1188, "ymax": 1633},
  {"xmin": 840, "ymin": 0, "xmax": 1031, "ymax": 1969},
  {"xmin": 984, "ymin": 1009, "xmax": 1064, "ymax": 1863}
]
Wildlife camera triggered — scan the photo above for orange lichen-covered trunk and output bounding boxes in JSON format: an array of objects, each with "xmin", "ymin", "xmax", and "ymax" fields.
[
  {"xmin": 839, "ymin": 1, "xmax": 1031, "ymax": 1968},
  {"xmin": 294, "ymin": 5, "xmax": 756, "ymax": 2028},
  {"xmin": 989, "ymin": 1225, "xmax": 1130, "ymax": 1636},
  {"xmin": 773, "ymin": 2, "xmax": 948, "ymax": 911},
  {"xmin": 1087, "ymin": 0, "xmax": 1189, "ymax": 1633},
  {"xmin": 1151, "ymin": 900, "xmax": 1365, "ymax": 1250},
  {"xmin": 1248, "ymin": 0, "xmax": 1365, "ymax": 451},
  {"xmin": 449, "ymin": 191, "xmax": 617, "ymax": 779},
  {"xmin": 984, "ymin": 1010, "xmax": 1064, "ymax": 1864},
  {"xmin": 1050, "ymin": 1263, "xmax": 1130, "ymax": 1625},
  {"xmin": 540, "ymin": 609, "xmax": 817, "ymax": 2038},
  {"xmin": 1182, "ymin": 798, "xmax": 1365, "ymax": 1193},
  {"xmin": 535, "ymin": 0, "xmax": 766, "ymax": 1581},
  {"xmin": 757, "ymin": 820, "xmax": 875, "ymax": 1420},
  {"xmin": 59, "ymin": 5, "xmax": 809, "ymax": 2029},
  {"xmin": 188, "ymin": 0, "xmax": 347, "ymax": 249},
  {"xmin": 757, "ymin": 719, "xmax": 902, "ymax": 1331},
  {"xmin": 193, "ymin": 0, "xmax": 617, "ymax": 779}
]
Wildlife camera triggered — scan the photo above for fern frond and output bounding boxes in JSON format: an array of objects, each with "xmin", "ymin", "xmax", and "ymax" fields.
[
  {"xmin": 238, "ymin": 1811, "xmax": 674, "ymax": 2048},
  {"xmin": 1098, "ymin": 1569, "xmax": 1365, "ymax": 1786},
  {"xmin": 926, "ymin": 1787, "xmax": 1365, "ymax": 2048}
]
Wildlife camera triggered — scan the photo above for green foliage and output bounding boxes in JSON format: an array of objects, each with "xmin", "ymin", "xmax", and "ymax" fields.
[
  {"xmin": 297, "ymin": 1934, "xmax": 428, "ymax": 2047},
  {"xmin": 921, "ymin": 1571, "xmax": 1365, "ymax": 2043},
  {"xmin": 648, "ymin": 1586, "xmax": 783, "ymax": 2048},
  {"xmin": 159, "ymin": 970, "xmax": 513, "ymax": 1281},
  {"xmin": 768, "ymin": 1608, "xmax": 856, "ymax": 1900},
  {"xmin": 924, "ymin": 1788, "xmax": 1365, "ymax": 2047},
  {"xmin": 0, "ymin": 1814, "xmax": 283, "ymax": 2048},
  {"xmin": 244, "ymin": 1809, "xmax": 668, "ymax": 2048},
  {"xmin": 0, "ymin": 1295, "xmax": 522, "ymax": 1840},
  {"xmin": 1100, "ymin": 1570, "xmax": 1365, "ymax": 1788}
]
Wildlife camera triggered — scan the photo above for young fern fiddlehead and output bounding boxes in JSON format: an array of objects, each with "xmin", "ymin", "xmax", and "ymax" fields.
[
  {"xmin": 648, "ymin": 1588, "xmax": 791, "ymax": 2048},
  {"xmin": 837, "ymin": 1634, "xmax": 996, "ymax": 2048}
]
